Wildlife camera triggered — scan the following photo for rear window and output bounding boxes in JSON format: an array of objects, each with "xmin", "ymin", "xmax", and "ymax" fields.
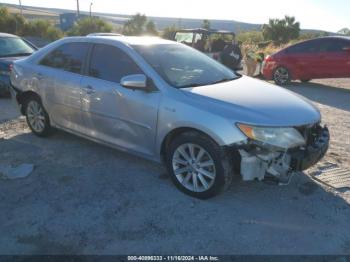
[
  {"xmin": 40, "ymin": 42, "xmax": 90, "ymax": 74},
  {"xmin": 0, "ymin": 37, "xmax": 35, "ymax": 57}
]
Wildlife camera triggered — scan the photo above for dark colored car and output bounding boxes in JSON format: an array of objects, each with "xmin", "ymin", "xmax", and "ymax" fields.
[
  {"xmin": 171, "ymin": 28, "xmax": 242, "ymax": 70},
  {"xmin": 0, "ymin": 33, "xmax": 37, "ymax": 96},
  {"xmin": 262, "ymin": 36, "xmax": 350, "ymax": 85}
]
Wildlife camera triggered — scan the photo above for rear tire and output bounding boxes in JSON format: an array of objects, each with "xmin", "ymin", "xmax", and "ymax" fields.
[
  {"xmin": 165, "ymin": 131, "xmax": 234, "ymax": 199},
  {"xmin": 273, "ymin": 66, "xmax": 291, "ymax": 85},
  {"xmin": 24, "ymin": 95, "xmax": 52, "ymax": 137}
]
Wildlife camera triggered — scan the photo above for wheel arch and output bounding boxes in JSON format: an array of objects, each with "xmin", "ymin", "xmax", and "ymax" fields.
[
  {"xmin": 16, "ymin": 90, "xmax": 41, "ymax": 115},
  {"xmin": 274, "ymin": 64, "xmax": 293, "ymax": 77},
  {"xmin": 159, "ymin": 127, "xmax": 224, "ymax": 164}
]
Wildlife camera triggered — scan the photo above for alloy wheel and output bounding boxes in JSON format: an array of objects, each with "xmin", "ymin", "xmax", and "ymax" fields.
[
  {"xmin": 27, "ymin": 100, "xmax": 46, "ymax": 133},
  {"xmin": 274, "ymin": 67, "xmax": 290, "ymax": 85},
  {"xmin": 172, "ymin": 143, "xmax": 216, "ymax": 192}
]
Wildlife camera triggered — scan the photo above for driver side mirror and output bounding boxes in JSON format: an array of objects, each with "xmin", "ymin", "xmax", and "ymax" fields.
[{"xmin": 120, "ymin": 74, "xmax": 150, "ymax": 91}]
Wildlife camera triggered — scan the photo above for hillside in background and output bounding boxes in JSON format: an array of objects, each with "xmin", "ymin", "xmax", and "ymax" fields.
[{"xmin": 0, "ymin": 2, "xmax": 331, "ymax": 34}]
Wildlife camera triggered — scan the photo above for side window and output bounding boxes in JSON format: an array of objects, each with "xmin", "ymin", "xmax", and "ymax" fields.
[
  {"xmin": 287, "ymin": 41, "xmax": 319, "ymax": 54},
  {"xmin": 286, "ymin": 42, "xmax": 307, "ymax": 54},
  {"xmin": 321, "ymin": 39, "xmax": 350, "ymax": 52},
  {"xmin": 40, "ymin": 42, "xmax": 89, "ymax": 74},
  {"xmin": 175, "ymin": 32, "xmax": 194, "ymax": 45},
  {"xmin": 88, "ymin": 44, "xmax": 142, "ymax": 83}
]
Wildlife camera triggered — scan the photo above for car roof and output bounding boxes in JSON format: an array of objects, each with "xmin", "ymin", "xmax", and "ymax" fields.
[
  {"xmin": 176, "ymin": 28, "xmax": 235, "ymax": 35},
  {"xmin": 0, "ymin": 32, "xmax": 19, "ymax": 38},
  {"xmin": 284, "ymin": 36, "xmax": 350, "ymax": 48},
  {"xmin": 87, "ymin": 33, "xmax": 123, "ymax": 36},
  {"xmin": 321, "ymin": 36, "xmax": 350, "ymax": 41},
  {"xmin": 83, "ymin": 35, "xmax": 175, "ymax": 45},
  {"xmin": 295, "ymin": 36, "xmax": 350, "ymax": 43}
]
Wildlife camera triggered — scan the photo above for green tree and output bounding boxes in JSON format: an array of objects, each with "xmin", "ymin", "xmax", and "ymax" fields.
[
  {"xmin": 262, "ymin": 15, "xmax": 300, "ymax": 43},
  {"xmin": 338, "ymin": 28, "xmax": 350, "ymax": 36},
  {"xmin": 0, "ymin": 7, "xmax": 25, "ymax": 34},
  {"xmin": 162, "ymin": 24, "xmax": 179, "ymax": 40},
  {"xmin": 202, "ymin": 19, "xmax": 211, "ymax": 30},
  {"xmin": 146, "ymin": 20, "xmax": 158, "ymax": 35},
  {"xmin": 122, "ymin": 13, "xmax": 158, "ymax": 36},
  {"xmin": 68, "ymin": 17, "xmax": 112, "ymax": 36}
]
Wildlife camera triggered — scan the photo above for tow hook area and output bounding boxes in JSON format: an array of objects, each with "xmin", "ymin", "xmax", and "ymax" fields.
[
  {"xmin": 263, "ymin": 171, "xmax": 297, "ymax": 186},
  {"xmin": 238, "ymin": 148, "xmax": 295, "ymax": 185},
  {"xmin": 237, "ymin": 125, "xmax": 329, "ymax": 185}
]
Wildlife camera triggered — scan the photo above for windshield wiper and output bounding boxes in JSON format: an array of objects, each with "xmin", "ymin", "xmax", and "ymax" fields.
[
  {"xmin": 177, "ymin": 77, "xmax": 238, "ymax": 88},
  {"xmin": 0, "ymin": 52, "xmax": 33, "ymax": 58},
  {"xmin": 177, "ymin": 83, "xmax": 204, "ymax": 89},
  {"xmin": 209, "ymin": 77, "xmax": 236, "ymax": 85}
]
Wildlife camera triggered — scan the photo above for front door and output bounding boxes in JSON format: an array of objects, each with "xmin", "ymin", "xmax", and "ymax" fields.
[
  {"xmin": 319, "ymin": 38, "xmax": 350, "ymax": 78},
  {"xmin": 80, "ymin": 44, "xmax": 161, "ymax": 156}
]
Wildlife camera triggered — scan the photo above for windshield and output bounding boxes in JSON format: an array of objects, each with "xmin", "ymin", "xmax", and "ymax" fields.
[
  {"xmin": 133, "ymin": 44, "xmax": 238, "ymax": 88},
  {"xmin": 0, "ymin": 37, "xmax": 35, "ymax": 58}
]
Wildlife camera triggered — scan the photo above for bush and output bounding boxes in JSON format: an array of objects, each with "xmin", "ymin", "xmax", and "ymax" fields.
[
  {"xmin": 162, "ymin": 25, "xmax": 179, "ymax": 40},
  {"xmin": 0, "ymin": 7, "xmax": 63, "ymax": 41},
  {"xmin": 236, "ymin": 31, "xmax": 263, "ymax": 44},
  {"xmin": 22, "ymin": 20, "xmax": 64, "ymax": 41},
  {"xmin": 123, "ymin": 13, "xmax": 158, "ymax": 36},
  {"xmin": 68, "ymin": 17, "xmax": 113, "ymax": 36}
]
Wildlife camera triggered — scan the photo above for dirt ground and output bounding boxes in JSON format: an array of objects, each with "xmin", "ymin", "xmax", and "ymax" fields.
[{"xmin": 0, "ymin": 78, "xmax": 349, "ymax": 255}]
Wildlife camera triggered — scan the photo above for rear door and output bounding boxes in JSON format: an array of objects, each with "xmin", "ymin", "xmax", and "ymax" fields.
[
  {"xmin": 39, "ymin": 42, "xmax": 90, "ymax": 131},
  {"xmin": 80, "ymin": 43, "xmax": 161, "ymax": 156}
]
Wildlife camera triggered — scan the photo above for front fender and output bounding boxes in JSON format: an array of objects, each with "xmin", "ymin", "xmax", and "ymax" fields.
[{"xmin": 155, "ymin": 97, "xmax": 247, "ymax": 156}]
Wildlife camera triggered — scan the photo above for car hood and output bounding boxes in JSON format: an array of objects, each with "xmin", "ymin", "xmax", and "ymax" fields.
[{"xmin": 182, "ymin": 76, "xmax": 321, "ymax": 127}]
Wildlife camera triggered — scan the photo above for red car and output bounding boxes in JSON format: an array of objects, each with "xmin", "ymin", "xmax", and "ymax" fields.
[{"xmin": 262, "ymin": 36, "xmax": 350, "ymax": 85}]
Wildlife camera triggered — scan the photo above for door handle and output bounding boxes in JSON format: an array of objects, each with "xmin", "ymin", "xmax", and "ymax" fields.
[{"xmin": 83, "ymin": 85, "xmax": 95, "ymax": 94}]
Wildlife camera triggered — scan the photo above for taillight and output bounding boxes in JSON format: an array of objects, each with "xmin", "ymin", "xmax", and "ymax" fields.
[
  {"xmin": 9, "ymin": 64, "xmax": 13, "ymax": 72},
  {"xmin": 264, "ymin": 55, "xmax": 274, "ymax": 62}
]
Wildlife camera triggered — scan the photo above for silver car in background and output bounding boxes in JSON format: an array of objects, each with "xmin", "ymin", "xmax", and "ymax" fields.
[{"xmin": 10, "ymin": 36, "xmax": 329, "ymax": 199}]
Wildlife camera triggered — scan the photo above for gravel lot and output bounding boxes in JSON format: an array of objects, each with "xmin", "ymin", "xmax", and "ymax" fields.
[{"xmin": 0, "ymin": 78, "xmax": 349, "ymax": 255}]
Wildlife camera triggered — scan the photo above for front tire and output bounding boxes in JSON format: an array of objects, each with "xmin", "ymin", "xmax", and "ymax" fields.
[
  {"xmin": 273, "ymin": 66, "xmax": 291, "ymax": 85},
  {"xmin": 165, "ymin": 131, "xmax": 233, "ymax": 199},
  {"xmin": 300, "ymin": 79, "xmax": 311, "ymax": 83},
  {"xmin": 24, "ymin": 95, "xmax": 52, "ymax": 137}
]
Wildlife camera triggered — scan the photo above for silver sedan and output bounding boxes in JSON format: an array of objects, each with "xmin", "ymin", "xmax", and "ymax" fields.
[{"xmin": 10, "ymin": 36, "xmax": 329, "ymax": 199}]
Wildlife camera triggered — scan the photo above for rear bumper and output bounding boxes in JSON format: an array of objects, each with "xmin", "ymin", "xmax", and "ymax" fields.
[
  {"xmin": 262, "ymin": 63, "xmax": 275, "ymax": 80},
  {"xmin": 289, "ymin": 126, "xmax": 330, "ymax": 171},
  {"xmin": 0, "ymin": 75, "xmax": 10, "ymax": 95},
  {"xmin": 9, "ymin": 83, "xmax": 23, "ymax": 114}
]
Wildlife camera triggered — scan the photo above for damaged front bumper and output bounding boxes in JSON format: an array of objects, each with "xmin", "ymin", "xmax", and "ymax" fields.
[{"xmin": 237, "ymin": 124, "xmax": 329, "ymax": 184}]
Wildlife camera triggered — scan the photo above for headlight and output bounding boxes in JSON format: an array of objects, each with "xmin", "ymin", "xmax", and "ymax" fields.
[{"xmin": 237, "ymin": 123, "xmax": 305, "ymax": 149}]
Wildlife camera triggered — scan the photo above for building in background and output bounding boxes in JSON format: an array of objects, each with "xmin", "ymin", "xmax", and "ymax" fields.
[{"xmin": 59, "ymin": 13, "xmax": 89, "ymax": 31}]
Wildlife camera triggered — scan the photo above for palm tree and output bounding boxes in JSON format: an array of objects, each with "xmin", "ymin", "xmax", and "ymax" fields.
[{"xmin": 262, "ymin": 16, "xmax": 300, "ymax": 43}]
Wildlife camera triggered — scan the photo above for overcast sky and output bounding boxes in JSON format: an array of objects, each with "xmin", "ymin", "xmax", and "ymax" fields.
[{"xmin": 1, "ymin": 0, "xmax": 349, "ymax": 32}]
